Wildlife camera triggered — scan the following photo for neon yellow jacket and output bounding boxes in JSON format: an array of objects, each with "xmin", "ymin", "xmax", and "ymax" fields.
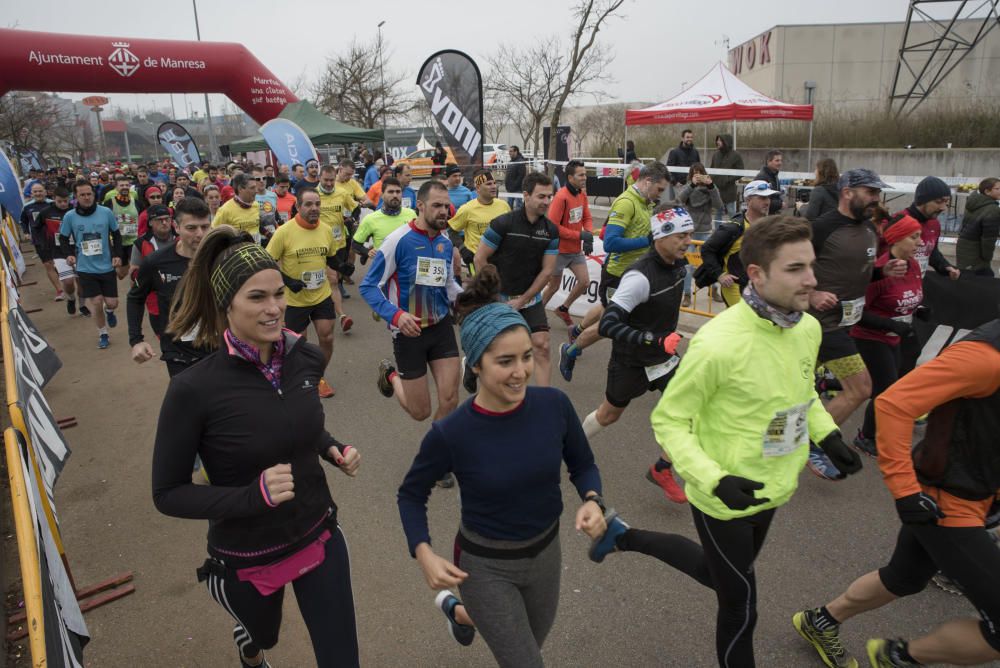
[{"xmin": 651, "ymin": 300, "xmax": 838, "ymax": 520}]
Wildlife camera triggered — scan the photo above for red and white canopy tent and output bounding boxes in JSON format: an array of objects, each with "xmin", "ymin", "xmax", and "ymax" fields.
[{"xmin": 625, "ymin": 61, "xmax": 815, "ymax": 167}]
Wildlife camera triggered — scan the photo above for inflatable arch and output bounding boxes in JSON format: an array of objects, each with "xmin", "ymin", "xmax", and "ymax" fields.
[{"xmin": 0, "ymin": 28, "xmax": 297, "ymax": 123}]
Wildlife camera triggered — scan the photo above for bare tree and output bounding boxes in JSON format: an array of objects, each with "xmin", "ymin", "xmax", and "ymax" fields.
[
  {"xmin": 575, "ymin": 103, "xmax": 628, "ymax": 155},
  {"xmin": 311, "ymin": 36, "xmax": 415, "ymax": 129},
  {"xmin": 482, "ymin": 84, "xmax": 513, "ymax": 145},
  {"xmin": 546, "ymin": 0, "xmax": 625, "ymax": 164},
  {"xmin": 0, "ymin": 92, "xmax": 75, "ymax": 159},
  {"xmin": 486, "ymin": 40, "xmax": 565, "ymax": 156}
]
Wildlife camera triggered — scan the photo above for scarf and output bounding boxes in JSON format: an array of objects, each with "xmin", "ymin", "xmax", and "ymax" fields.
[
  {"xmin": 318, "ymin": 183, "xmax": 335, "ymax": 196},
  {"xmin": 224, "ymin": 329, "xmax": 285, "ymax": 390},
  {"xmin": 382, "ymin": 202, "xmax": 401, "ymax": 216},
  {"xmin": 233, "ymin": 195, "xmax": 254, "ymax": 209},
  {"xmin": 75, "ymin": 201, "xmax": 97, "ymax": 216},
  {"xmin": 742, "ymin": 282, "xmax": 803, "ymax": 329}
]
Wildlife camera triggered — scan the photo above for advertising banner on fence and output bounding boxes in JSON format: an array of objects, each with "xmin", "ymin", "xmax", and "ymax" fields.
[
  {"xmin": 157, "ymin": 122, "xmax": 202, "ymax": 172},
  {"xmin": 0, "ymin": 147, "xmax": 24, "ymax": 221},
  {"xmin": 259, "ymin": 118, "xmax": 318, "ymax": 169},
  {"xmin": 544, "ymin": 238, "xmax": 605, "ymax": 318},
  {"xmin": 416, "ymin": 50, "xmax": 483, "ymax": 174}
]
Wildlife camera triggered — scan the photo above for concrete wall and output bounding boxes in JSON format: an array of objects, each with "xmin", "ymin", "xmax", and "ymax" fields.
[
  {"xmin": 730, "ymin": 20, "xmax": 1000, "ymax": 112},
  {"xmin": 738, "ymin": 147, "xmax": 996, "ymax": 180}
]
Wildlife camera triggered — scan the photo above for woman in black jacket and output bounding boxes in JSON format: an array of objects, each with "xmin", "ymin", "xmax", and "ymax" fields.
[
  {"xmin": 152, "ymin": 226, "xmax": 362, "ymax": 668},
  {"xmin": 803, "ymin": 158, "xmax": 840, "ymax": 221}
]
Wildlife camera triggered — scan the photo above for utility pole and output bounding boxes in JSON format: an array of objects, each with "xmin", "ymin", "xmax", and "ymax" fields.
[{"xmin": 193, "ymin": 0, "xmax": 220, "ymax": 162}]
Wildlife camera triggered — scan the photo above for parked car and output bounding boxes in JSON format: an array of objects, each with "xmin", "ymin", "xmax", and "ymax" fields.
[
  {"xmin": 483, "ymin": 143, "xmax": 509, "ymax": 166},
  {"xmin": 395, "ymin": 146, "xmax": 457, "ymax": 177}
]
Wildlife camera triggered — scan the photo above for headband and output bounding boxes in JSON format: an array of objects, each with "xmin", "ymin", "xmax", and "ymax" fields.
[
  {"xmin": 460, "ymin": 302, "xmax": 529, "ymax": 368},
  {"xmin": 210, "ymin": 241, "xmax": 279, "ymax": 309},
  {"xmin": 473, "ymin": 173, "xmax": 494, "ymax": 188},
  {"xmin": 883, "ymin": 215, "xmax": 922, "ymax": 246}
]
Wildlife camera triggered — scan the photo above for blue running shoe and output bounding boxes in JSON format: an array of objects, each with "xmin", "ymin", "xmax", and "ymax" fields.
[
  {"xmin": 434, "ymin": 590, "xmax": 475, "ymax": 646},
  {"xmin": 105, "ymin": 310, "xmax": 117, "ymax": 328},
  {"xmin": 806, "ymin": 442, "xmax": 844, "ymax": 481},
  {"xmin": 98, "ymin": 333, "xmax": 110, "ymax": 349},
  {"xmin": 559, "ymin": 343, "xmax": 577, "ymax": 382},
  {"xmin": 589, "ymin": 511, "xmax": 629, "ymax": 564}
]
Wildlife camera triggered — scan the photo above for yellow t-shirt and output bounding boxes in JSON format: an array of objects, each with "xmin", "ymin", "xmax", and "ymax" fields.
[
  {"xmin": 212, "ymin": 198, "xmax": 261, "ymax": 241},
  {"xmin": 265, "ymin": 219, "xmax": 337, "ymax": 308},
  {"xmin": 318, "ymin": 180, "xmax": 366, "ymax": 252},
  {"xmin": 448, "ymin": 198, "xmax": 511, "ymax": 252}
]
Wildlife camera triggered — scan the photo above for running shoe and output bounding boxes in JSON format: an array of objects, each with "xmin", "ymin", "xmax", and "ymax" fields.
[
  {"xmin": 866, "ymin": 638, "xmax": 918, "ymax": 667},
  {"xmin": 711, "ymin": 286, "xmax": 724, "ymax": 303},
  {"xmin": 792, "ymin": 609, "xmax": 858, "ymax": 668},
  {"xmin": 339, "ymin": 282, "xmax": 350, "ymax": 299},
  {"xmin": 105, "ymin": 310, "xmax": 117, "ymax": 328},
  {"xmin": 559, "ymin": 343, "xmax": 577, "ymax": 382},
  {"xmin": 555, "ymin": 305, "xmax": 574, "ymax": 327},
  {"xmin": 434, "ymin": 590, "xmax": 475, "ymax": 646},
  {"xmin": 66, "ymin": 298, "xmax": 76, "ymax": 316},
  {"xmin": 806, "ymin": 443, "xmax": 845, "ymax": 481},
  {"xmin": 852, "ymin": 430, "xmax": 878, "ymax": 458},
  {"xmin": 318, "ymin": 378, "xmax": 335, "ymax": 398},
  {"xmin": 54, "ymin": 291, "xmax": 65, "ymax": 302},
  {"xmin": 646, "ymin": 463, "xmax": 687, "ymax": 504},
  {"xmin": 377, "ymin": 359, "xmax": 396, "ymax": 398},
  {"xmin": 340, "ymin": 313, "xmax": 353, "ymax": 333},
  {"xmin": 461, "ymin": 356, "xmax": 477, "ymax": 394},
  {"xmin": 681, "ymin": 293, "xmax": 692, "ymax": 308},
  {"xmin": 589, "ymin": 511, "xmax": 629, "ymax": 564},
  {"xmin": 98, "ymin": 333, "xmax": 109, "ymax": 350},
  {"xmin": 567, "ymin": 324, "xmax": 581, "ymax": 345},
  {"xmin": 437, "ymin": 472, "xmax": 456, "ymax": 488},
  {"xmin": 79, "ymin": 304, "xmax": 91, "ymax": 318},
  {"xmin": 371, "ymin": 311, "xmax": 381, "ymax": 322}
]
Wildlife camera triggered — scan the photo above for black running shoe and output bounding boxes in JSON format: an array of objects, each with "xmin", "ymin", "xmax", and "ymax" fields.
[
  {"xmin": 435, "ymin": 590, "xmax": 475, "ymax": 646},
  {"xmin": 79, "ymin": 304, "xmax": 91, "ymax": 317},
  {"xmin": 66, "ymin": 298, "xmax": 76, "ymax": 316},
  {"xmin": 377, "ymin": 358, "xmax": 395, "ymax": 398}
]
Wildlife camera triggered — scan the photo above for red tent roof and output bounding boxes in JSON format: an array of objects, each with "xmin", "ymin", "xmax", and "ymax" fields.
[{"xmin": 625, "ymin": 62, "xmax": 813, "ymax": 126}]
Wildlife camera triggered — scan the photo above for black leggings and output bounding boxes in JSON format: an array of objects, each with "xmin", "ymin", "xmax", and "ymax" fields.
[
  {"xmin": 855, "ymin": 338, "xmax": 901, "ymax": 440},
  {"xmin": 619, "ymin": 506, "xmax": 776, "ymax": 667},
  {"xmin": 204, "ymin": 526, "xmax": 359, "ymax": 667},
  {"xmin": 879, "ymin": 522, "xmax": 1000, "ymax": 652}
]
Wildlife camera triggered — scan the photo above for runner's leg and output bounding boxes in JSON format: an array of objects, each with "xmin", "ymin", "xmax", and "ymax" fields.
[
  {"xmin": 531, "ymin": 331, "xmax": 551, "ymax": 387},
  {"xmin": 427, "ymin": 356, "xmax": 460, "ymax": 421},
  {"xmin": 312, "ymin": 317, "xmax": 335, "ymax": 367},
  {"xmin": 855, "ymin": 338, "xmax": 900, "ymax": 441},
  {"xmin": 204, "ymin": 565, "xmax": 284, "ymax": 663},
  {"xmin": 824, "ymin": 367, "xmax": 872, "ymax": 426},
  {"xmin": 43, "ymin": 260, "xmax": 61, "ymax": 294},
  {"xmin": 562, "ymin": 262, "xmax": 590, "ymax": 310}
]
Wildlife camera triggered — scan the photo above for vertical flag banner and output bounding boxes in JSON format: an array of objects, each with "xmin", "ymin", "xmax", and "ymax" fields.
[
  {"xmin": 416, "ymin": 50, "xmax": 484, "ymax": 173},
  {"xmin": 0, "ymin": 148, "xmax": 24, "ymax": 221},
  {"xmin": 259, "ymin": 118, "xmax": 318, "ymax": 169},
  {"xmin": 156, "ymin": 122, "xmax": 202, "ymax": 172}
]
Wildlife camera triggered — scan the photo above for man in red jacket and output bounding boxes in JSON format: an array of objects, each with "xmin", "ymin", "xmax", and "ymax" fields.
[{"xmin": 541, "ymin": 160, "xmax": 594, "ymax": 326}]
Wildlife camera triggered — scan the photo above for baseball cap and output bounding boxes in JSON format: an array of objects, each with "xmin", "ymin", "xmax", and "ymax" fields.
[
  {"xmin": 651, "ymin": 207, "xmax": 695, "ymax": 240},
  {"xmin": 837, "ymin": 168, "xmax": 889, "ymax": 191},
  {"xmin": 445, "ymin": 165, "xmax": 462, "ymax": 176},
  {"xmin": 743, "ymin": 180, "xmax": 780, "ymax": 199},
  {"xmin": 147, "ymin": 204, "xmax": 171, "ymax": 219}
]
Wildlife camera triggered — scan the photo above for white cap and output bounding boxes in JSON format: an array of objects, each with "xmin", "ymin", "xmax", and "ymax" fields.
[
  {"xmin": 743, "ymin": 179, "xmax": 780, "ymax": 199},
  {"xmin": 651, "ymin": 207, "xmax": 695, "ymax": 239}
]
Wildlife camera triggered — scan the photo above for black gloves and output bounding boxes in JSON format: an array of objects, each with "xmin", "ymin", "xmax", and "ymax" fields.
[
  {"xmin": 283, "ymin": 276, "xmax": 305, "ymax": 293},
  {"xmin": 339, "ymin": 262, "xmax": 356, "ymax": 278},
  {"xmin": 580, "ymin": 230, "xmax": 594, "ymax": 244},
  {"xmin": 714, "ymin": 475, "xmax": 770, "ymax": 510},
  {"xmin": 888, "ymin": 319, "xmax": 914, "ymax": 338},
  {"xmin": 459, "ymin": 246, "xmax": 475, "ymax": 267},
  {"xmin": 817, "ymin": 431, "xmax": 863, "ymax": 475},
  {"xmin": 358, "ymin": 252, "xmax": 368, "ymax": 265},
  {"xmin": 895, "ymin": 492, "xmax": 945, "ymax": 525},
  {"xmin": 583, "ymin": 240, "xmax": 594, "ymax": 255}
]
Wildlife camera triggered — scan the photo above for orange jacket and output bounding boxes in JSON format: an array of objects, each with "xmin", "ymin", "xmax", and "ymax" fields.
[
  {"xmin": 876, "ymin": 340, "xmax": 1000, "ymax": 527},
  {"xmin": 548, "ymin": 186, "xmax": 593, "ymax": 254}
]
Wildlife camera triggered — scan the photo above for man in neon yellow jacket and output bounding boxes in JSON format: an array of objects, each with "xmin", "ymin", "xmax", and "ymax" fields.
[{"xmin": 588, "ymin": 215, "xmax": 863, "ymax": 668}]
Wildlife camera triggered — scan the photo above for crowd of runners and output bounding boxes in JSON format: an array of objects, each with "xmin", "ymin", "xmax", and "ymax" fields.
[{"xmin": 9, "ymin": 150, "xmax": 1000, "ymax": 668}]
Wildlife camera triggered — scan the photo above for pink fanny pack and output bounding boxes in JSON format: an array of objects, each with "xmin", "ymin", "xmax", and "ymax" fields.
[{"xmin": 236, "ymin": 529, "xmax": 332, "ymax": 596}]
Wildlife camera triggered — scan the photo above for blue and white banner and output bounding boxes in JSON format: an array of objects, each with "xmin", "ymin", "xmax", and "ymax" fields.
[
  {"xmin": 157, "ymin": 122, "xmax": 202, "ymax": 173},
  {"xmin": 259, "ymin": 118, "xmax": 318, "ymax": 169},
  {"xmin": 0, "ymin": 149, "xmax": 24, "ymax": 221}
]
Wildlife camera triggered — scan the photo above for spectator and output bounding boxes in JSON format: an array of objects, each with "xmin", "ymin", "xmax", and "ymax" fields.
[
  {"xmin": 803, "ymin": 158, "xmax": 840, "ymax": 221},
  {"xmin": 665, "ymin": 129, "xmax": 701, "ymax": 190},
  {"xmin": 504, "ymin": 145, "xmax": 527, "ymax": 209},
  {"xmin": 956, "ymin": 177, "xmax": 1000, "ymax": 277},
  {"xmin": 623, "ymin": 139, "xmax": 637, "ymax": 163},
  {"xmin": 755, "ymin": 149, "xmax": 784, "ymax": 214},
  {"xmin": 364, "ymin": 158, "xmax": 385, "ymax": 192},
  {"xmin": 431, "ymin": 141, "xmax": 447, "ymax": 177},
  {"xmin": 676, "ymin": 163, "xmax": 722, "ymax": 307},
  {"xmin": 708, "ymin": 134, "xmax": 743, "ymax": 220}
]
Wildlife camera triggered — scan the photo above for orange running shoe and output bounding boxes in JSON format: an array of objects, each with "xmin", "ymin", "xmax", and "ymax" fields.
[
  {"xmin": 318, "ymin": 378, "xmax": 335, "ymax": 398},
  {"xmin": 646, "ymin": 463, "xmax": 687, "ymax": 504}
]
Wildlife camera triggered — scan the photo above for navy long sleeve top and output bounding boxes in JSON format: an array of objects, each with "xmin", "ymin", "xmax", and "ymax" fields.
[{"xmin": 397, "ymin": 386, "xmax": 602, "ymax": 556}]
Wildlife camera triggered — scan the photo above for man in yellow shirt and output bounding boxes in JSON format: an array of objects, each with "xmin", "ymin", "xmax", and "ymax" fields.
[
  {"xmin": 265, "ymin": 188, "xmax": 341, "ymax": 397},
  {"xmin": 448, "ymin": 169, "xmax": 510, "ymax": 272},
  {"xmin": 211, "ymin": 174, "xmax": 262, "ymax": 242},
  {"xmin": 318, "ymin": 162, "xmax": 371, "ymax": 331}
]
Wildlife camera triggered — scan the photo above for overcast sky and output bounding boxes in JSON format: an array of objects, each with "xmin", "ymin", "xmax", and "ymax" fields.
[{"xmin": 9, "ymin": 0, "xmax": 915, "ymax": 120}]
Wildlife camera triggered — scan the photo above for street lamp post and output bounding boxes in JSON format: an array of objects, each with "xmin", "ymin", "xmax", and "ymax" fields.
[
  {"xmin": 193, "ymin": 0, "xmax": 220, "ymax": 162},
  {"xmin": 377, "ymin": 20, "xmax": 388, "ymax": 159}
]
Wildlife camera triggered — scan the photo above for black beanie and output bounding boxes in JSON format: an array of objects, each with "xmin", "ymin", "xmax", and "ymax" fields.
[{"xmin": 914, "ymin": 176, "xmax": 950, "ymax": 206}]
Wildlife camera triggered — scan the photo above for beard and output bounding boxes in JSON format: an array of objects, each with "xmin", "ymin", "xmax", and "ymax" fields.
[{"xmin": 848, "ymin": 194, "xmax": 874, "ymax": 220}]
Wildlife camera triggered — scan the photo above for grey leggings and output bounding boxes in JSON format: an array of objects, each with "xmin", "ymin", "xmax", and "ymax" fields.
[{"xmin": 456, "ymin": 532, "xmax": 561, "ymax": 668}]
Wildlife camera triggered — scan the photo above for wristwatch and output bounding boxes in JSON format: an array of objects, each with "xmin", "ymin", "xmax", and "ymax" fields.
[
  {"xmin": 642, "ymin": 331, "xmax": 655, "ymax": 346},
  {"xmin": 584, "ymin": 494, "xmax": 606, "ymax": 513}
]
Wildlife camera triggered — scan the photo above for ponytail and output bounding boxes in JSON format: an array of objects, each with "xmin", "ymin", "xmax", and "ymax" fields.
[{"xmin": 454, "ymin": 264, "xmax": 502, "ymax": 324}]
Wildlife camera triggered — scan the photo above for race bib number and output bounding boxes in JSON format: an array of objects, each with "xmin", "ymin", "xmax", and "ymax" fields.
[
  {"xmin": 645, "ymin": 355, "xmax": 680, "ymax": 382},
  {"xmin": 81, "ymin": 239, "xmax": 103, "ymax": 256},
  {"xmin": 569, "ymin": 206, "xmax": 583, "ymax": 224},
  {"xmin": 402, "ymin": 197, "xmax": 412, "ymax": 209},
  {"xmin": 279, "ymin": 211, "xmax": 290, "ymax": 223},
  {"xmin": 839, "ymin": 296, "xmax": 865, "ymax": 327},
  {"xmin": 415, "ymin": 257, "xmax": 447, "ymax": 287},
  {"xmin": 762, "ymin": 400, "xmax": 812, "ymax": 457},
  {"xmin": 301, "ymin": 269, "xmax": 325, "ymax": 290},
  {"xmin": 120, "ymin": 223, "xmax": 138, "ymax": 237},
  {"xmin": 331, "ymin": 225, "xmax": 344, "ymax": 240}
]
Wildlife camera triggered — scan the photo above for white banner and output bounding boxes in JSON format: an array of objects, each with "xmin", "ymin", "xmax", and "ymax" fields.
[{"xmin": 544, "ymin": 238, "xmax": 606, "ymax": 318}]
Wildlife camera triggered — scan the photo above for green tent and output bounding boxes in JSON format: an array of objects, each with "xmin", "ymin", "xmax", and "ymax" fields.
[{"xmin": 228, "ymin": 100, "xmax": 384, "ymax": 153}]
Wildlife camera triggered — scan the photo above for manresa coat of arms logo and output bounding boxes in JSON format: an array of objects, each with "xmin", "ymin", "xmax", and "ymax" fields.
[{"xmin": 108, "ymin": 41, "xmax": 140, "ymax": 78}]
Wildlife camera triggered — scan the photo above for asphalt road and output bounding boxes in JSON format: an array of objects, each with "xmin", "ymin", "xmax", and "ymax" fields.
[{"xmin": 12, "ymin": 249, "xmax": 987, "ymax": 668}]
